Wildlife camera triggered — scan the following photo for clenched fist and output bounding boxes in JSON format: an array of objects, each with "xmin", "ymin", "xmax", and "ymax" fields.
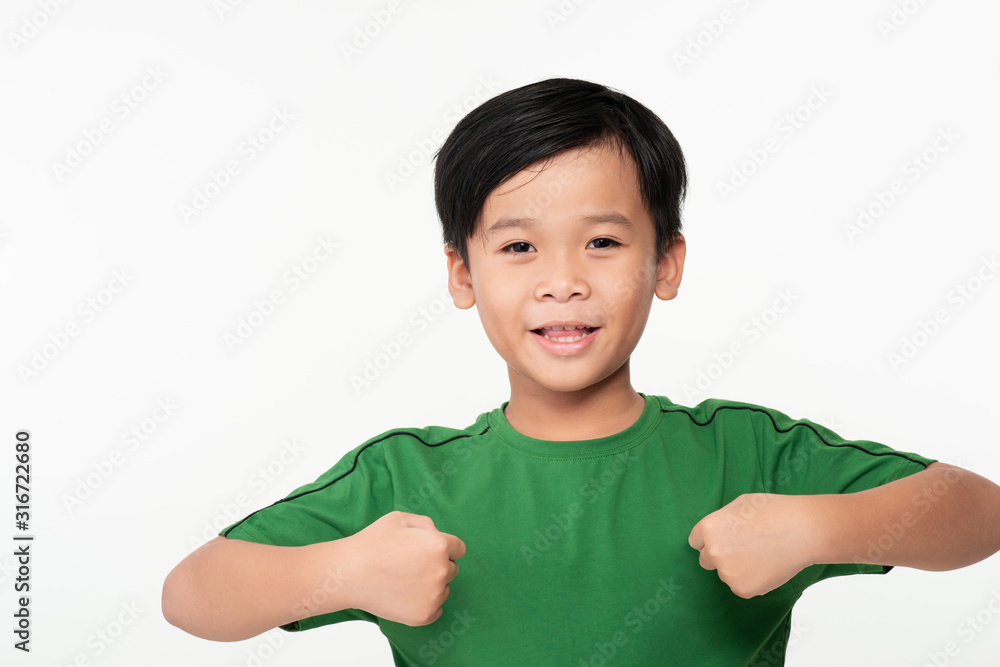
[
  {"xmin": 688, "ymin": 493, "xmax": 823, "ymax": 599},
  {"xmin": 344, "ymin": 511, "xmax": 466, "ymax": 626}
]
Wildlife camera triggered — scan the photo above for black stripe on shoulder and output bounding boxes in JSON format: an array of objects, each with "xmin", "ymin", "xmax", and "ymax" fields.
[
  {"xmin": 221, "ymin": 425, "xmax": 490, "ymax": 538},
  {"xmin": 659, "ymin": 405, "xmax": 930, "ymax": 468}
]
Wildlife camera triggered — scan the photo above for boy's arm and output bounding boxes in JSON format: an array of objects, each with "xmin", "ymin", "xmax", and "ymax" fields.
[
  {"xmin": 689, "ymin": 462, "xmax": 1000, "ymax": 599},
  {"xmin": 162, "ymin": 535, "xmax": 353, "ymax": 641},
  {"xmin": 162, "ymin": 511, "xmax": 465, "ymax": 641}
]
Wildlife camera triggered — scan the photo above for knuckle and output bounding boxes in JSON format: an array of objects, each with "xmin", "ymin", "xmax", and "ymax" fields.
[
  {"xmin": 703, "ymin": 544, "xmax": 725, "ymax": 560},
  {"xmin": 431, "ymin": 564, "xmax": 450, "ymax": 582},
  {"xmin": 423, "ymin": 604, "xmax": 444, "ymax": 626},
  {"xmin": 411, "ymin": 612, "xmax": 435, "ymax": 626},
  {"xmin": 724, "ymin": 575, "xmax": 756, "ymax": 599},
  {"xmin": 427, "ymin": 537, "xmax": 449, "ymax": 556}
]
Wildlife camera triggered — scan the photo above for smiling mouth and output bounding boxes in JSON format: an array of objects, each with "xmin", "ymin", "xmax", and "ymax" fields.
[{"xmin": 532, "ymin": 326, "xmax": 598, "ymax": 342}]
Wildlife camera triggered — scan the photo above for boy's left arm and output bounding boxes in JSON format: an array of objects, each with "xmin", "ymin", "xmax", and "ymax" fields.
[{"xmin": 689, "ymin": 462, "xmax": 1000, "ymax": 599}]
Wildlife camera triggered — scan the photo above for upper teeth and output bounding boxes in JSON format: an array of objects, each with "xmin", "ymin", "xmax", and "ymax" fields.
[{"xmin": 539, "ymin": 326, "xmax": 592, "ymax": 342}]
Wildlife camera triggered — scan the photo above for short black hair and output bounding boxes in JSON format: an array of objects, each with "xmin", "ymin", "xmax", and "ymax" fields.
[{"xmin": 433, "ymin": 77, "xmax": 687, "ymax": 267}]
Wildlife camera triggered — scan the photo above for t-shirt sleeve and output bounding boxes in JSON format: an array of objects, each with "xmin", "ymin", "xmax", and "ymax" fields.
[
  {"xmin": 219, "ymin": 435, "xmax": 397, "ymax": 631},
  {"xmin": 744, "ymin": 404, "xmax": 938, "ymax": 591}
]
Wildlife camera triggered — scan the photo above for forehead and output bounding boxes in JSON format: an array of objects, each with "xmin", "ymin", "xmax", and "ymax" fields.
[{"xmin": 477, "ymin": 143, "xmax": 647, "ymax": 235}]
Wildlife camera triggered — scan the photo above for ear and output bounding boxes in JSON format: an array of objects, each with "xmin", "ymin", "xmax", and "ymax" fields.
[
  {"xmin": 654, "ymin": 233, "xmax": 686, "ymax": 301},
  {"xmin": 445, "ymin": 244, "xmax": 476, "ymax": 309}
]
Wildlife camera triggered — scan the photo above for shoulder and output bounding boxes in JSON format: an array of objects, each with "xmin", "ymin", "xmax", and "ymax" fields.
[
  {"xmin": 334, "ymin": 409, "xmax": 494, "ymax": 469},
  {"xmin": 647, "ymin": 394, "xmax": 784, "ymax": 429},
  {"xmin": 648, "ymin": 394, "xmax": 871, "ymax": 450},
  {"xmin": 258, "ymin": 409, "xmax": 495, "ymax": 504},
  {"xmin": 359, "ymin": 409, "xmax": 492, "ymax": 451}
]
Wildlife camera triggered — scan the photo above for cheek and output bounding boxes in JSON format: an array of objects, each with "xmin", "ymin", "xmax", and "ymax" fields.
[
  {"xmin": 599, "ymin": 272, "xmax": 656, "ymax": 322},
  {"xmin": 609, "ymin": 253, "xmax": 658, "ymax": 294},
  {"xmin": 478, "ymin": 269, "xmax": 521, "ymax": 305},
  {"xmin": 473, "ymin": 279, "xmax": 520, "ymax": 339},
  {"xmin": 628, "ymin": 298, "xmax": 654, "ymax": 332}
]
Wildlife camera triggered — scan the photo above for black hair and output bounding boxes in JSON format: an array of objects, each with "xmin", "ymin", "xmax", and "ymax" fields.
[{"xmin": 433, "ymin": 77, "xmax": 687, "ymax": 267}]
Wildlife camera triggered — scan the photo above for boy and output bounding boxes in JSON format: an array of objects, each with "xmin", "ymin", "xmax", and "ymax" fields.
[{"xmin": 162, "ymin": 78, "xmax": 1000, "ymax": 665}]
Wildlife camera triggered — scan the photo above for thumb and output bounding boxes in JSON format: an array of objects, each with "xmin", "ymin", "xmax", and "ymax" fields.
[
  {"xmin": 688, "ymin": 520, "xmax": 705, "ymax": 552},
  {"xmin": 444, "ymin": 533, "xmax": 467, "ymax": 561}
]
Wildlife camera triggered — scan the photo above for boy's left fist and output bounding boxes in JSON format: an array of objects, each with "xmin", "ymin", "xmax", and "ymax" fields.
[{"xmin": 688, "ymin": 493, "xmax": 821, "ymax": 599}]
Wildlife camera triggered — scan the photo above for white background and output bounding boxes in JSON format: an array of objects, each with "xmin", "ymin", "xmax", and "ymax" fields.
[{"xmin": 2, "ymin": 0, "xmax": 999, "ymax": 665}]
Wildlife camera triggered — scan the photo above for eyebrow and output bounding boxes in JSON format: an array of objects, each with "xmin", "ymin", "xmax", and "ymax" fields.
[{"xmin": 485, "ymin": 213, "xmax": 634, "ymax": 237}]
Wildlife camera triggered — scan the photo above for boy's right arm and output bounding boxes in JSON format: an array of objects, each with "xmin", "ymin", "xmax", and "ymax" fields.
[{"xmin": 162, "ymin": 511, "xmax": 466, "ymax": 641}]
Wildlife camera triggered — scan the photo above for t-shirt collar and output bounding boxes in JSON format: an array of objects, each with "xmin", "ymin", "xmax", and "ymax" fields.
[{"xmin": 487, "ymin": 392, "xmax": 660, "ymax": 459}]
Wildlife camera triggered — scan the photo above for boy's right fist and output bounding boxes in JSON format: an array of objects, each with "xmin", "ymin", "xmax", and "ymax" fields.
[{"xmin": 344, "ymin": 510, "xmax": 466, "ymax": 626}]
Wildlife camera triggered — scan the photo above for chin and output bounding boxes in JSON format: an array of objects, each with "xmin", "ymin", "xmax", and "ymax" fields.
[{"xmin": 534, "ymin": 374, "xmax": 610, "ymax": 394}]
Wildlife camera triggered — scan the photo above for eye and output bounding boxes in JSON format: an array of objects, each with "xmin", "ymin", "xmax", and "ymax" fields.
[
  {"xmin": 501, "ymin": 241, "xmax": 535, "ymax": 254},
  {"xmin": 587, "ymin": 237, "xmax": 621, "ymax": 250}
]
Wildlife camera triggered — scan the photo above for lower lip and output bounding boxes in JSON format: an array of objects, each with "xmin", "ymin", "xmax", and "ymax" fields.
[{"xmin": 531, "ymin": 328, "xmax": 599, "ymax": 356}]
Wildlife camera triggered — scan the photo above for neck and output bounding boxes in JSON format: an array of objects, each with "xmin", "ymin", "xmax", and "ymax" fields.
[{"xmin": 503, "ymin": 362, "xmax": 646, "ymax": 441}]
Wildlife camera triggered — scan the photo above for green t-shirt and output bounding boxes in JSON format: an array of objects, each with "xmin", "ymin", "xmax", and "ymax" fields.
[{"xmin": 221, "ymin": 393, "xmax": 936, "ymax": 665}]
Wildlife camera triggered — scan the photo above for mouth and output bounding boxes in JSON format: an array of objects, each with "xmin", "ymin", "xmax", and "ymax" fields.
[{"xmin": 531, "ymin": 325, "xmax": 599, "ymax": 343}]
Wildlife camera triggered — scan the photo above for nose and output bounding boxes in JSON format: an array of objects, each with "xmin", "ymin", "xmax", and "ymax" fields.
[{"xmin": 534, "ymin": 250, "xmax": 590, "ymax": 302}]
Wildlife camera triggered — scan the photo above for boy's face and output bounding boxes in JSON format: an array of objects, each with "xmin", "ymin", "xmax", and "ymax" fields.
[{"xmin": 446, "ymin": 143, "xmax": 685, "ymax": 396}]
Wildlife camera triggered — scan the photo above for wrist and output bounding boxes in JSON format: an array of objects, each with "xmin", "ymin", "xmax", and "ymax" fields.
[
  {"xmin": 294, "ymin": 539, "xmax": 360, "ymax": 618},
  {"xmin": 803, "ymin": 493, "xmax": 858, "ymax": 566}
]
